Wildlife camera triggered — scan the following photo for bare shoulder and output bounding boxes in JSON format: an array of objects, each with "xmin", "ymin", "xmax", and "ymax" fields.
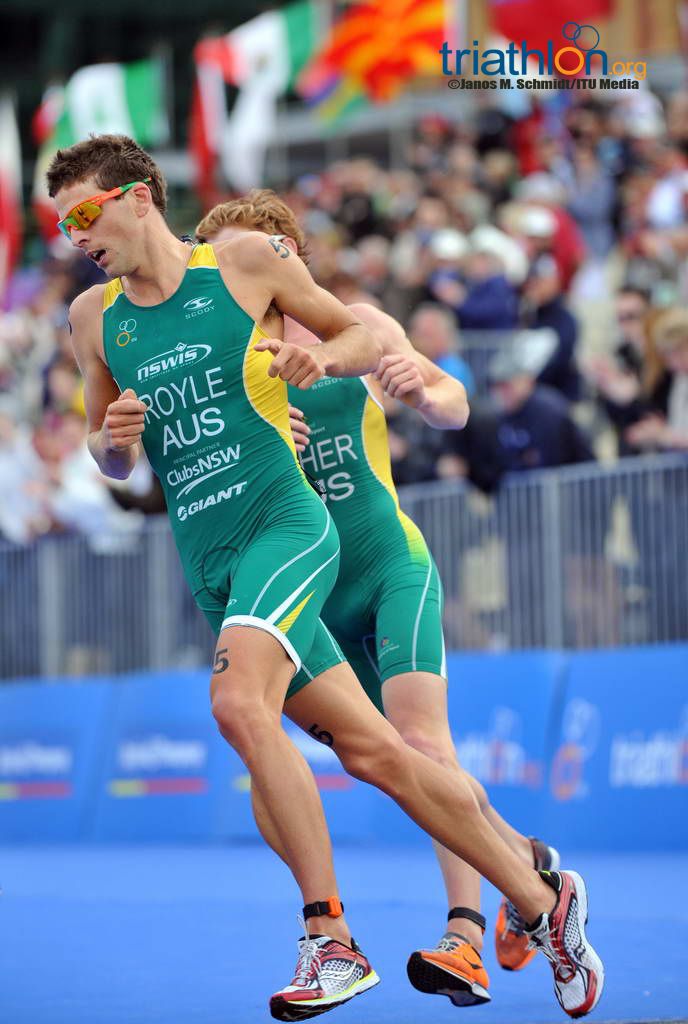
[
  {"xmin": 68, "ymin": 284, "xmax": 108, "ymax": 363},
  {"xmin": 213, "ymin": 231, "xmax": 285, "ymax": 275},
  {"xmin": 69, "ymin": 283, "xmax": 107, "ymax": 327}
]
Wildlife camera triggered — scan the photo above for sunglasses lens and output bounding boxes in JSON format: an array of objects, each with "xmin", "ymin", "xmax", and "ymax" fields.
[{"xmin": 59, "ymin": 201, "xmax": 103, "ymax": 237}]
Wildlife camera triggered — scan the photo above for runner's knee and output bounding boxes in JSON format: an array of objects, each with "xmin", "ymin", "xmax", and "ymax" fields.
[
  {"xmin": 394, "ymin": 726, "xmax": 460, "ymax": 773},
  {"xmin": 211, "ymin": 687, "xmax": 278, "ymax": 753},
  {"xmin": 339, "ymin": 730, "xmax": 408, "ymax": 787}
]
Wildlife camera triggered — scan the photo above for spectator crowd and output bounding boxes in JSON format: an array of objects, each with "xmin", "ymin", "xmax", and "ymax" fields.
[{"xmin": 2, "ymin": 83, "xmax": 688, "ymax": 547}]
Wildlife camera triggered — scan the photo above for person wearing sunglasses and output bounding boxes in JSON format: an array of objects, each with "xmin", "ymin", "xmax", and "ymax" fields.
[{"xmin": 48, "ymin": 134, "xmax": 603, "ymax": 1022}]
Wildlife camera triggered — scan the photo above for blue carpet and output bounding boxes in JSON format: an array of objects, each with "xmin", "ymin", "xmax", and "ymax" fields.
[{"xmin": 1, "ymin": 845, "xmax": 686, "ymax": 1024}]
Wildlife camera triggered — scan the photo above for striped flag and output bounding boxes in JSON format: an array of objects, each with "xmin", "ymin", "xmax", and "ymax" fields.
[
  {"xmin": 190, "ymin": 1, "xmax": 321, "ymax": 194},
  {"xmin": 0, "ymin": 95, "xmax": 22, "ymax": 305},
  {"xmin": 32, "ymin": 59, "xmax": 169, "ymax": 244}
]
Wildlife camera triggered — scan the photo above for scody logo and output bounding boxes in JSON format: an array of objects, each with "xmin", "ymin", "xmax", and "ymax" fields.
[
  {"xmin": 183, "ymin": 296, "xmax": 214, "ymax": 319},
  {"xmin": 136, "ymin": 342, "xmax": 212, "ymax": 382}
]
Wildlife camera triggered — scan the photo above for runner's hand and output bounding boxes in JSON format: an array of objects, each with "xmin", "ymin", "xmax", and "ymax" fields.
[
  {"xmin": 101, "ymin": 388, "xmax": 147, "ymax": 452},
  {"xmin": 375, "ymin": 353, "xmax": 426, "ymax": 406},
  {"xmin": 254, "ymin": 338, "xmax": 326, "ymax": 389},
  {"xmin": 289, "ymin": 404, "xmax": 311, "ymax": 452}
]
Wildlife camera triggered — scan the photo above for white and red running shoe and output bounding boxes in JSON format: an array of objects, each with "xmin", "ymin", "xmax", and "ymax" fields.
[
  {"xmin": 525, "ymin": 870, "xmax": 604, "ymax": 1019},
  {"xmin": 269, "ymin": 933, "xmax": 380, "ymax": 1021}
]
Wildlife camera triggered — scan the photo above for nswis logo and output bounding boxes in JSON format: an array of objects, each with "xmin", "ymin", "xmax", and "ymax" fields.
[{"xmin": 137, "ymin": 342, "xmax": 212, "ymax": 382}]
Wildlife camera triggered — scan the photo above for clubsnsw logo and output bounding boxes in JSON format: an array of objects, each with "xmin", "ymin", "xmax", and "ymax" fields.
[
  {"xmin": 136, "ymin": 342, "xmax": 212, "ymax": 382},
  {"xmin": 167, "ymin": 444, "xmax": 242, "ymax": 498},
  {"xmin": 183, "ymin": 296, "xmax": 215, "ymax": 319}
]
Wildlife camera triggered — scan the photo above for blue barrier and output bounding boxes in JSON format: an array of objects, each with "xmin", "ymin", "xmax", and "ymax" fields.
[
  {"xmin": 546, "ymin": 645, "xmax": 688, "ymax": 851},
  {"xmin": 0, "ymin": 677, "xmax": 113, "ymax": 840},
  {"xmin": 1, "ymin": 645, "xmax": 686, "ymax": 848}
]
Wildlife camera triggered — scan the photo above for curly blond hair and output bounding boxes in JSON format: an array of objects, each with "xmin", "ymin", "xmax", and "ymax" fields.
[{"xmin": 196, "ymin": 189, "xmax": 308, "ymax": 262}]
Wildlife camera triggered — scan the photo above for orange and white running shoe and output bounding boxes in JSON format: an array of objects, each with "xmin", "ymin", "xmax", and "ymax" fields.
[
  {"xmin": 525, "ymin": 869, "xmax": 604, "ymax": 1018},
  {"xmin": 270, "ymin": 933, "xmax": 379, "ymax": 1021},
  {"xmin": 495, "ymin": 837, "xmax": 560, "ymax": 971},
  {"xmin": 407, "ymin": 932, "xmax": 491, "ymax": 1006}
]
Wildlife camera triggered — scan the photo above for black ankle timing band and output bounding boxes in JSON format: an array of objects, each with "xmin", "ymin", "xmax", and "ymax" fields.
[
  {"xmin": 303, "ymin": 898, "xmax": 344, "ymax": 920},
  {"xmin": 447, "ymin": 906, "xmax": 486, "ymax": 930}
]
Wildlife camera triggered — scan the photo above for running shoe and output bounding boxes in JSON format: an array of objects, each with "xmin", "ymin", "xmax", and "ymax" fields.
[
  {"xmin": 269, "ymin": 934, "xmax": 379, "ymax": 1021},
  {"xmin": 525, "ymin": 869, "xmax": 604, "ymax": 1019},
  {"xmin": 495, "ymin": 837, "xmax": 560, "ymax": 971},
  {"xmin": 407, "ymin": 932, "xmax": 490, "ymax": 1006}
]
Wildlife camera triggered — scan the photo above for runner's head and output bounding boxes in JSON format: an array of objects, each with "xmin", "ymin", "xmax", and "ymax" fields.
[
  {"xmin": 196, "ymin": 189, "xmax": 308, "ymax": 262},
  {"xmin": 47, "ymin": 134, "xmax": 167, "ymax": 278}
]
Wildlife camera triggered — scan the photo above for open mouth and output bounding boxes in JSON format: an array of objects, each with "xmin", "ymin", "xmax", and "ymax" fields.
[{"xmin": 88, "ymin": 248, "xmax": 107, "ymax": 266}]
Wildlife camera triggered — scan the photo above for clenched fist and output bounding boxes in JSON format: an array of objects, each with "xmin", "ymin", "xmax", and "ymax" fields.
[
  {"xmin": 375, "ymin": 353, "xmax": 426, "ymax": 406},
  {"xmin": 254, "ymin": 338, "xmax": 326, "ymax": 389},
  {"xmin": 101, "ymin": 388, "xmax": 147, "ymax": 452},
  {"xmin": 288, "ymin": 404, "xmax": 311, "ymax": 452}
]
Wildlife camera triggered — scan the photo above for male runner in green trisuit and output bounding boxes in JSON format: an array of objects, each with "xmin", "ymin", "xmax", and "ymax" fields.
[
  {"xmin": 49, "ymin": 134, "xmax": 603, "ymax": 1022},
  {"xmin": 197, "ymin": 191, "xmax": 563, "ymax": 1007}
]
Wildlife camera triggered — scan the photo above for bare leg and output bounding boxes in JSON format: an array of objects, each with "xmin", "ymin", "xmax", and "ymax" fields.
[
  {"xmin": 210, "ymin": 626, "xmax": 351, "ymax": 944},
  {"xmin": 273, "ymin": 662, "xmax": 556, "ymax": 923}
]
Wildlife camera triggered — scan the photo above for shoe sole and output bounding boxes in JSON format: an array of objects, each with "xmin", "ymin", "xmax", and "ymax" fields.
[
  {"xmin": 559, "ymin": 870, "xmax": 605, "ymax": 1019},
  {"xmin": 269, "ymin": 970, "xmax": 380, "ymax": 1021},
  {"xmin": 407, "ymin": 953, "xmax": 491, "ymax": 1006}
]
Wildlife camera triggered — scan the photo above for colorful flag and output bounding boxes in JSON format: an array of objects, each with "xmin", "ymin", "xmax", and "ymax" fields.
[
  {"xmin": 32, "ymin": 59, "xmax": 169, "ymax": 244},
  {"xmin": 0, "ymin": 95, "xmax": 23, "ymax": 305},
  {"xmin": 298, "ymin": 0, "xmax": 450, "ymax": 122},
  {"xmin": 190, "ymin": 1, "xmax": 320, "ymax": 194}
]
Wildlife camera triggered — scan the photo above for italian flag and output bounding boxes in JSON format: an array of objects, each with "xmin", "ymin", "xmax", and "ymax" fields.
[
  {"xmin": 191, "ymin": 1, "xmax": 321, "ymax": 197},
  {"xmin": 33, "ymin": 59, "xmax": 169, "ymax": 244},
  {"xmin": 0, "ymin": 94, "xmax": 22, "ymax": 305}
]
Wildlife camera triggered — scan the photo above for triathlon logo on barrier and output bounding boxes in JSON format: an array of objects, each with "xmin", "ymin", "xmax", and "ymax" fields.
[
  {"xmin": 551, "ymin": 699, "xmax": 601, "ymax": 801},
  {"xmin": 440, "ymin": 22, "xmax": 646, "ymax": 92},
  {"xmin": 609, "ymin": 705, "xmax": 688, "ymax": 788},
  {"xmin": 456, "ymin": 706, "xmax": 543, "ymax": 788}
]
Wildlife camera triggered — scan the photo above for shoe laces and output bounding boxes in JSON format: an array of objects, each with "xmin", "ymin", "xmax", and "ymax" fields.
[
  {"xmin": 292, "ymin": 915, "xmax": 325, "ymax": 987},
  {"xmin": 504, "ymin": 899, "xmax": 526, "ymax": 936},
  {"xmin": 436, "ymin": 933, "xmax": 462, "ymax": 954},
  {"xmin": 529, "ymin": 917, "xmax": 575, "ymax": 982}
]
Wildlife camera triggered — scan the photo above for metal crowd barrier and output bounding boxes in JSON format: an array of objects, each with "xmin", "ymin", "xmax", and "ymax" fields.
[{"xmin": 1, "ymin": 455, "xmax": 687, "ymax": 680}]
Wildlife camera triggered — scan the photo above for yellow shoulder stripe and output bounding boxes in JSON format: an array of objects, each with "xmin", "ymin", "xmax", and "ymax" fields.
[
  {"xmin": 188, "ymin": 242, "xmax": 218, "ymax": 269},
  {"xmin": 102, "ymin": 279, "xmax": 123, "ymax": 311}
]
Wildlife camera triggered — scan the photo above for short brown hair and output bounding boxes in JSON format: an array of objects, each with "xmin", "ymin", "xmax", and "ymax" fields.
[
  {"xmin": 46, "ymin": 134, "xmax": 167, "ymax": 215},
  {"xmin": 196, "ymin": 189, "xmax": 308, "ymax": 262}
]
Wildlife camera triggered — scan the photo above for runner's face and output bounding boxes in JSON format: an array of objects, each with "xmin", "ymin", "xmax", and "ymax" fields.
[{"xmin": 54, "ymin": 177, "xmax": 142, "ymax": 278}]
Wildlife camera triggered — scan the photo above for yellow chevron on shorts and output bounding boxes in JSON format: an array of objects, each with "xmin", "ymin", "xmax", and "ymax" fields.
[
  {"xmin": 188, "ymin": 242, "xmax": 218, "ymax": 269},
  {"xmin": 277, "ymin": 590, "xmax": 316, "ymax": 634},
  {"xmin": 102, "ymin": 278, "xmax": 124, "ymax": 311},
  {"xmin": 361, "ymin": 394, "xmax": 428, "ymax": 563}
]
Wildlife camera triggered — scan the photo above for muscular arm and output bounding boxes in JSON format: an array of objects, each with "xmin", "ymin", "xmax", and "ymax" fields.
[
  {"xmin": 349, "ymin": 302, "xmax": 470, "ymax": 430},
  {"xmin": 69, "ymin": 288, "xmax": 144, "ymax": 480},
  {"xmin": 217, "ymin": 234, "xmax": 381, "ymax": 378}
]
